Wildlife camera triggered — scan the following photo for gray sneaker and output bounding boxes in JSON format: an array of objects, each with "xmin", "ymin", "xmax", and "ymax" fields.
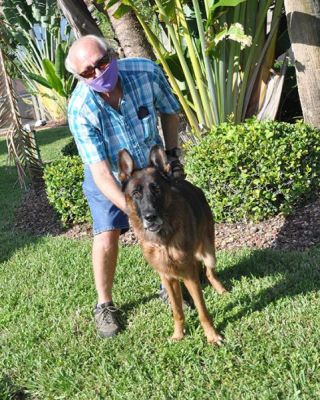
[{"xmin": 93, "ymin": 302, "xmax": 122, "ymax": 338}]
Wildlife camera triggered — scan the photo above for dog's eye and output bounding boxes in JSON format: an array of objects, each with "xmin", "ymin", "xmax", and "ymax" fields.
[
  {"xmin": 131, "ymin": 189, "xmax": 142, "ymax": 199},
  {"xmin": 149, "ymin": 183, "xmax": 160, "ymax": 194}
]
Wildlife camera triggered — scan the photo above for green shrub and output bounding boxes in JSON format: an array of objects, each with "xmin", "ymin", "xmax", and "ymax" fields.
[
  {"xmin": 43, "ymin": 156, "xmax": 91, "ymax": 226},
  {"xmin": 184, "ymin": 119, "xmax": 320, "ymax": 222},
  {"xmin": 61, "ymin": 137, "xmax": 78, "ymax": 157}
]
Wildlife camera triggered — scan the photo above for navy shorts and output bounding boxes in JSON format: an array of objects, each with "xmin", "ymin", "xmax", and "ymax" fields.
[{"xmin": 83, "ymin": 166, "xmax": 129, "ymax": 236}]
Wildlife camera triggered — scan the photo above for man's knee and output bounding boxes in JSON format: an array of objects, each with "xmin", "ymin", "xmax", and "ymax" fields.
[{"xmin": 93, "ymin": 230, "xmax": 120, "ymax": 253}]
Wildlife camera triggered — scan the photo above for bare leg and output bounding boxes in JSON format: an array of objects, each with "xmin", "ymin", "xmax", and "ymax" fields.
[
  {"xmin": 92, "ymin": 230, "xmax": 120, "ymax": 304},
  {"xmin": 183, "ymin": 277, "xmax": 223, "ymax": 345},
  {"xmin": 161, "ymin": 275, "xmax": 185, "ymax": 341}
]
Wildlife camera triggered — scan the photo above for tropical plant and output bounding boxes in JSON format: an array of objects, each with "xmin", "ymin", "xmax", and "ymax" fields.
[
  {"xmin": 0, "ymin": 47, "xmax": 42, "ymax": 188},
  {"xmin": 1, "ymin": 0, "xmax": 75, "ymax": 120},
  {"xmin": 106, "ymin": 0, "xmax": 284, "ymax": 135},
  {"xmin": 25, "ymin": 43, "xmax": 76, "ymax": 107}
]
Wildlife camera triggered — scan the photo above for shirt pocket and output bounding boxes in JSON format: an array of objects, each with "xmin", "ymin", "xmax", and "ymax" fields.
[{"xmin": 141, "ymin": 114, "xmax": 157, "ymax": 144}]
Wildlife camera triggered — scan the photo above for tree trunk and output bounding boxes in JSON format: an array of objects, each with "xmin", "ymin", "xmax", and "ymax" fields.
[
  {"xmin": 284, "ymin": 0, "xmax": 320, "ymax": 128},
  {"xmin": 57, "ymin": 0, "xmax": 103, "ymax": 38},
  {"xmin": 93, "ymin": 1, "xmax": 155, "ymax": 59}
]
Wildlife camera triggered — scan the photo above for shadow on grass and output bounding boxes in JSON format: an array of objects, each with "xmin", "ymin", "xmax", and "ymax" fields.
[
  {"xmin": 217, "ymin": 247, "xmax": 320, "ymax": 330},
  {"xmin": 0, "ymin": 136, "xmax": 9, "ymax": 158},
  {"xmin": 0, "ymin": 163, "xmax": 61, "ymax": 264},
  {"xmin": 0, "ymin": 126, "xmax": 71, "ymax": 159},
  {"xmin": 35, "ymin": 125, "xmax": 71, "ymax": 148},
  {"xmin": 121, "ymin": 294, "xmax": 159, "ymax": 314},
  {"xmin": 118, "ymin": 247, "xmax": 320, "ymax": 333},
  {"xmin": 0, "ymin": 231, "xmax": 45, "ymax": 265},
  {"xmin": 119, "ymin": 294, "xmax": 160, "ymax": 329},
  {"xmin": 0, "ymin": 375, "xmax": 31, "ymax": 400}
]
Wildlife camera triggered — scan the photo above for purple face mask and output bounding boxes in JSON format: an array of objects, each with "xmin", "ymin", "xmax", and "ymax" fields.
[{"xmin": 84, "ymin": 58, "xmax": 118, "ymax": 93}]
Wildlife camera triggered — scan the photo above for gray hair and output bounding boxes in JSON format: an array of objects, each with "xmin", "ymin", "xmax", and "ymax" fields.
[{"xmin": 65, "ymin": 35, "xmax": 117, "ymax": 77}]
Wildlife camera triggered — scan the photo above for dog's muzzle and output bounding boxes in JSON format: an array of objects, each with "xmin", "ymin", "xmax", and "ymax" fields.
[{"xmin": 142, "ymin": 213, "xmax": 163, "ymax": 233}]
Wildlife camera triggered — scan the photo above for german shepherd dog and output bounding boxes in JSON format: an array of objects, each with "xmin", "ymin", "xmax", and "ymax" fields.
[{"xmin": 118, "ymin": 145, "xmax": 227, "ymax": 345}]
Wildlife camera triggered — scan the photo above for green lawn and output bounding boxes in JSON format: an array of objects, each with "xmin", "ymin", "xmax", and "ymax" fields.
[
  {"xmin": 35, "ymin": 126, "xmax": 72, "ymax": 162},
  {"xmin": 1, "ymin": 130, "xmax": 320, "ymax": 399}
]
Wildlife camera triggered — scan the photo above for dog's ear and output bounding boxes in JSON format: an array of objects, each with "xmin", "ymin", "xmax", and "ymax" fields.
[
  {"xmin": 149, "ymin": 145, "xmax": 171, "ymax": 174},
  {"xmin": 118, "ymin": 149, "xmax": 135, "ymax": 182}
]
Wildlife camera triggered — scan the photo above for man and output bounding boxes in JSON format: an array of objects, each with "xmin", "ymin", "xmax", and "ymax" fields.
[{"xmin": 66, "ymin": 35, "xmax": 183, "ymax": 338}]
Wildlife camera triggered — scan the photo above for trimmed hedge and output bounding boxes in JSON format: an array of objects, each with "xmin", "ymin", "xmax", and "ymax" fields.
[
  {"xmin": 43, "ymin": 156, "xmax": 91, "ymax": 226},
  {"xmin": 184, "ymin": 119, "xmax": 320, "ymax": 222},
  {"xmin": 44, "ymin": 119, "xmax": 320, "ymax": 226},
  {"xmin": 61, "ymin": 137, "xmax": 78, "ymax": 157}
]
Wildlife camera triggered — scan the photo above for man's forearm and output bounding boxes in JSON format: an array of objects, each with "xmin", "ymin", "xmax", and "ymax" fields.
[{"xmin": 160, "ymin": 113, "xmax": 180, "ymax": 150}]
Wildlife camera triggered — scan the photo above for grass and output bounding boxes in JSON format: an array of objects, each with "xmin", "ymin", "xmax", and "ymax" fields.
[
  {"xmin": 35, "ymin": 126, "xmax": 72, "ymax": 162},
  {"xmin": 1, "ymin": 129, "xmax": 320, "ymax": 399}
]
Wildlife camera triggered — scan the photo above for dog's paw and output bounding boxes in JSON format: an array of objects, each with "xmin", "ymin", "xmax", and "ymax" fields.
[
  {"xmin": 171, "ymin": 332, "xmax": 184, "ymax": 341},
  {"xmin": 208, "ymin": 334, "xmax": 224, "ymax": 347}
]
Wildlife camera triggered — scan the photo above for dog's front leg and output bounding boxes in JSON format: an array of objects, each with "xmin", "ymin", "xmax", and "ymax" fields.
[
  {"xmin": 183, "ymin": 276, "xmax": 223, "ymax": 346},
  {"xmin": 160, "ymin": 275, "xmax": 185, "ymax": 341}
]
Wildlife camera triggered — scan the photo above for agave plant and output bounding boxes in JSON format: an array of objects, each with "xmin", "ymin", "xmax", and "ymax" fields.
[
  {"xmin": 23, "ymin": 41, "xmax": 76, "ymax": 119},
  {"xmin": 1, "ymin": 0, "xmax": 75, "ymax": 120},
  {"xmin": 106, "ymin": 0, "xmax": 284, "ymax": 135}
]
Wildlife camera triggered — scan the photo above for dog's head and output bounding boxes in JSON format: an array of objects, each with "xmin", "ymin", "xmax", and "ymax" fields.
[{"xmin": 118, "ymin": 145, "xmax": 173, "ymax": 234}]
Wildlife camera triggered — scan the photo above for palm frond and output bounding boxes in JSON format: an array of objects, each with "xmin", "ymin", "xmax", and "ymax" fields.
[{"xmin": 0, "ymin": 48, "xmax": 43, "ymax": 189}]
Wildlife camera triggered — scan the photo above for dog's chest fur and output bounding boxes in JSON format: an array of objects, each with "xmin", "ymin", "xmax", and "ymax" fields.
[
  {"xmin": 129, "ymin": 217, "xmax": 198, "ymax": 279},
  {"xmin": 141, "ymin": 239, "xmax": 194, "ymax": 279}
]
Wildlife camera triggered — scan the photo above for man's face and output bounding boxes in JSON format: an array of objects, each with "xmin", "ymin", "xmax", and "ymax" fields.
[{"xmin": 71, "ymin": 41, "xmax": 108, "ymax": 81}]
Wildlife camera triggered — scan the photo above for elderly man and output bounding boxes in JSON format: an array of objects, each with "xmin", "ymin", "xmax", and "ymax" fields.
[{"xmin": 66, "ymin": 35, "xmax": 183, "ymax": 338}]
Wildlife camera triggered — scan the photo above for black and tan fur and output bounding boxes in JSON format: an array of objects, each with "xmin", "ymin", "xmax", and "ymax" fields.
[{"xmin": 118, "ymin": 145, "xmax": 226, "ymax": 345}]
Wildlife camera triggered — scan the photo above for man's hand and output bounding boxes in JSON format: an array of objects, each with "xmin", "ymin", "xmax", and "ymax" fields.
[
  {"xmin": 90, "ymin": 160, "xmax": 128, "ymax": 213},
  {"xmin": 169, "ymin": 158, "xmax": 186, "ymax": 179}
]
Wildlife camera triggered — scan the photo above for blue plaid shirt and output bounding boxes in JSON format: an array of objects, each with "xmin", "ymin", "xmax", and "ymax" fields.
[{"xmin": 68, "ymin": 58, "xmax": 180, "ymax": 174}]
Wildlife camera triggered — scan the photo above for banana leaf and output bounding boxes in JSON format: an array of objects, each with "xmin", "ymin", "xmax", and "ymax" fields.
[
  {"xmin": 55, "ymin": 43, "xmax": 66, "ymax": 81},
  {"xmin": 26, "ymin": 72, "xmax": 53, "ymax": 89},
  {"xmin": 42, "ymin": 58, "xmax": 66, "ymax": 97}
]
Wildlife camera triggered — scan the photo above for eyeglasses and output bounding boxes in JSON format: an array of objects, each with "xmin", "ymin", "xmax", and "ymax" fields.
[{"xmin": 79, "ymin": 55, "xmax": 110, "ymax": 79}]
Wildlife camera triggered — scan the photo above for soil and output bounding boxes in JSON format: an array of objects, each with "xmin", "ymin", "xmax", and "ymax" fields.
[{"xmin": 14, "ymin": 184, "xmax": 320, "ymax": 251}]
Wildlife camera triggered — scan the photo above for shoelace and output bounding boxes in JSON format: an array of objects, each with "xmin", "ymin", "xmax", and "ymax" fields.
[{"xmin": 101, "ymin": 305, "xmax": 120, "ymax": 324}]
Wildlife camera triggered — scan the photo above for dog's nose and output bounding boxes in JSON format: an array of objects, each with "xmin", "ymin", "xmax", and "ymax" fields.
[{"xmin": 144, "ymin": 213, "xmax": 157, "ymax": 222}]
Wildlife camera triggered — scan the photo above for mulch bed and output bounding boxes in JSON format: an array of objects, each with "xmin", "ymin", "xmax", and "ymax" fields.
[{"xmin": 14, "ymin": 184, "xmax": 320, "ymax": 251}]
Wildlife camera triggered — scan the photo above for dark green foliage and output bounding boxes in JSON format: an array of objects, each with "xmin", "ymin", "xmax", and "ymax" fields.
[
  {"xmin": 43, "ymin": 156, "xmax": 91, "ymax": 226},
  {"xmin": 184, "ymin": 119, "xmax": 320, "ymax": 222},
  {"xmin": 61, "ymin": 137, "xmax": 78, "ymax": 157}
]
